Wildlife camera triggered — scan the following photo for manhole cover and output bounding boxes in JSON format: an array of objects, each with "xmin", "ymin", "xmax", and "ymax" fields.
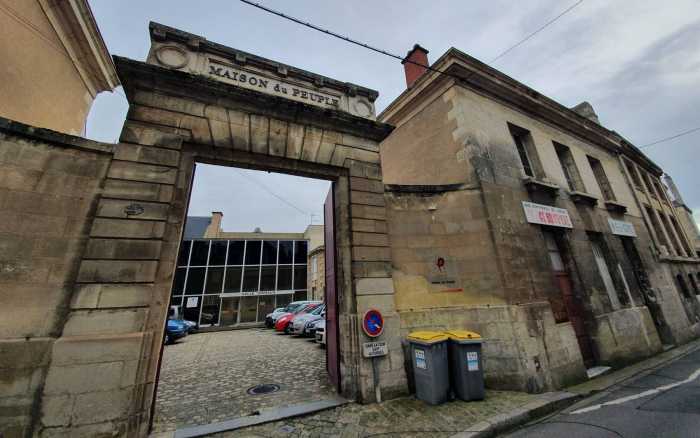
[{"xmin": 246, "ymin": 383, "xmax": 281, "ymax": 395}]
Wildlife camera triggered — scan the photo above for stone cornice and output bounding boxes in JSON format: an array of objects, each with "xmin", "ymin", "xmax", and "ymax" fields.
[
  {"xmin": 0, "ymin": 116, "xmax": 115, "ymax": 155},
  {"xmin": 38, "ymin": 0, "xmax": 119, "ymax": 96},
  {"xmin": 379, "ymin": 47, "xmax": 663, "ymax": 175},
  {"xmin": 149, "ymin": 21, "xmax": 379, "ymax": 103},
  {"xmin": 114, "ymin": 56, "xmax": 394, "ymax": 142}
]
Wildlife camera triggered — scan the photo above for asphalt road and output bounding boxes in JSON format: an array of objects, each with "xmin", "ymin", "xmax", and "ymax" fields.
[{"xmin": 505, "ymin": 348, "xmax": 700, "ymax": 438}]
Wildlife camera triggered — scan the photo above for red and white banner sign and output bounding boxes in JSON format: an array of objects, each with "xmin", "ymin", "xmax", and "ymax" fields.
[{"xmin": 522, "ymin": 201, "xmax": 573, "ymax": 228}]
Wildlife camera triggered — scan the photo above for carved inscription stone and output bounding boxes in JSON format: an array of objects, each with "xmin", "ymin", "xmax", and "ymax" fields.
[{"xmin": 207, "ymin": 60, "xmax": 341, "ymax": 109}]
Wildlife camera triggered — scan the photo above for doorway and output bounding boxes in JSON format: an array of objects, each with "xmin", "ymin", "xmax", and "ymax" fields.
[
  {"xmin": 152, "ymin": 163, "xmax": 340, "ymax": 433},
  {"xmin": 543, "ymin": 230, "xmax": 596, "ymax": 368}
]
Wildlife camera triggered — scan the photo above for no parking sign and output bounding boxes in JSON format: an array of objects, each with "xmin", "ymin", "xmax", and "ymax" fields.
[{"xmin": 362, "ymin": 309, "xmax": 384, "ymax": 338}]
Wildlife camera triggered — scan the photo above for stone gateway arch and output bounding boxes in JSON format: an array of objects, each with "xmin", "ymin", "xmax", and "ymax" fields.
[{"xmin": 4, "ymin": 22, "xmax": 406, "ymax": 436}]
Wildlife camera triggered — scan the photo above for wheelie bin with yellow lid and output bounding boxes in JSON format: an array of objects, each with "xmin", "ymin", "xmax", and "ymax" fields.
[
  {"xmin": 444, "ymin": 330, "xmax": 485, "ymax": 401},
  {"xmin": 407, "ymin": 331, "xmax": 450, "ymax": 405}
]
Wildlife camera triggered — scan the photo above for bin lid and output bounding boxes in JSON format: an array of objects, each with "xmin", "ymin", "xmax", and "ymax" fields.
[
  {"xmin": 444, "ymin": 330, "xmax": 482, "ymax": 343},
  {"xmin": 407, "ymin": 331, "xmax": 448, "ymax": 344}
]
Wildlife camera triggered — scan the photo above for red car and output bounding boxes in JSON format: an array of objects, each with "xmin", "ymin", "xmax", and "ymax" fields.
[{"xmin": 275, "ymin": 302, "xmax": 320, "ymax": 334}]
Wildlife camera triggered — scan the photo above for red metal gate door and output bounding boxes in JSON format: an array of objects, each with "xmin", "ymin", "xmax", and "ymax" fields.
[
  {"xmin": 324, "ymin": 184, "xmax": 340, "ymax": 391},
  {"xmin": 556, "ymin": 271, "xmax": 596, "ymax": 368}
]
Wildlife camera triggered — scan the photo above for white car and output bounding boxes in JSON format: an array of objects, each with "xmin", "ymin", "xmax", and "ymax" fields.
[
  {"xmin": 290, "ymin": 305, "xmax": 325, "ymax": 336},
  {"xmin": 315, "ymin": 320, "xmax": 326, "ymax": 346}
]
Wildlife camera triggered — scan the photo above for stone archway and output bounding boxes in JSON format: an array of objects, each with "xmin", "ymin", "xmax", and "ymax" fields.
[{"xmin": 34, "ymin": 23, "xmax": 407, "ymax": 436}]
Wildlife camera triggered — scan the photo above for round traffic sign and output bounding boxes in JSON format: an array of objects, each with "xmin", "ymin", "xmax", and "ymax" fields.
[{"xmin": 362, "ymin": 309, "xmax": 384, "ymax": 338}]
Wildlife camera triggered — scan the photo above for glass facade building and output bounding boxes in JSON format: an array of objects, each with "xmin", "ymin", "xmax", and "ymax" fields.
[{"xmin": 171, "ymin": 239, "xmax": 309, "ymax": 327}]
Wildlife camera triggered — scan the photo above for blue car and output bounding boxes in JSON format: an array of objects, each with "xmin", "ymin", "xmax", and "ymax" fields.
[{"xmin": 164, "ymin": 319, "xmax": 188, "ymax": 344}]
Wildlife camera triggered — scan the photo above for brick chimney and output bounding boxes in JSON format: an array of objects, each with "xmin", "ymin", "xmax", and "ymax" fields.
[
  {"xmin": 204, "ymin": 211, "xmax": 223, "ymax": 238},
  {"xmin": 402, "ymin": 44, "xmax": 429, "ymax": 88}
]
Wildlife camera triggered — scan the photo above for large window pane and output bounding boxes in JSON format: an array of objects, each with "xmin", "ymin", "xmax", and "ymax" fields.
[
  {"xmin": 200, "ymin": 295, "xmax": 220, "ymax": 326},
  {"xmin": 294, "ymin": 241, "xmax": 308, "ymax": 264},
  {"xmin": 172, "ymin": 268, "xmax": 187, "ymax": 295},
  {"xmin": 185, "ymin": 267, "xmax": 206, "ymax": 294},
  {"xmin": 227, "ymin": 241, "xmax": 245, "ymax": 265},
  {"xmin": 224, "ymin": 267, "xmax": 242, "ymax": 292},
  {"xmin": 277, "ymin": 266, "xmax": 293, "ymax": 290},
  {"xmin": 262, "ymin": 240, "xmax": 278, "ymax": 264},
  {"xmin": 260, "ymin": 266, "xmax": 276, "ymax": 291},
  {"xmin": 275, "ymin": 294, "xmax": 292, "ymax": 309},
  {"xmin": 190, "ymin": 241, "xmax": 209, "ymax": 265},
  {"xmin": 293, "ymin": 290, "xmax": 308, "ymax": 302},
  {"xmin": 219, "ymin": 297, "xmax": 240, "ymax": 326},
  {"xmin": 242, "ymin": 266, "xmax": 260, "ymax": 292},
  {"xmin": 209, "ymin": 241, "xmax": 227, "ymax": 265},
  {"xmin": 293, "ymin": 265, "xmax": 307, "ymax": 290},
  {"xmin": 183, "ymin": 296, "xmax": 201, "ymax": 322},
  {"xmin": 205, "ymin": 267, "xmax": 224, "ymax": 293},
  {"xmin": 177, "ymin": 241, "xmax": 191, "ymax": 266},
  {"xmin": 257, "ymin": 296, "xmax": 275, "ymax": 322},
  {"xmin": 278, "ymin": 241, "xmax": 293, "ymax": 264},
  {"xmin": 239, "ymin": 296, "xmax": 258, "ymax": 323},
  {"xmin": 245, "ymin": 241, "xmax": 262, "ymax": 265}
]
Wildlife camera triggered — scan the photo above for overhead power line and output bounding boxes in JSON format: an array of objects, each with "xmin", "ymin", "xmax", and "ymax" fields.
[
  {"xmin": 639, "ymin": 127, "xmax": 700, "ymax": 149},
  {"xmin": 232, "ymin": 168, "xmax": 313, "ymax": 217},
  {"xmin": 490, "ymin": 0, "xmax": 584, "ymax": 64},
  {"xmin": 239, "ymin": 0, "xmax": 583, "ymax": 78}
]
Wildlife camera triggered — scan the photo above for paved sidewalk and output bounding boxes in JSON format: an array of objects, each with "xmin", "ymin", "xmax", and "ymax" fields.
[
  {"xmin": 210, "ymin": 390, "xmax": 539, "ymax": 437},
  {"xmin": 153, "ymin": 329, "xmax": 335, "ymax": 433}
]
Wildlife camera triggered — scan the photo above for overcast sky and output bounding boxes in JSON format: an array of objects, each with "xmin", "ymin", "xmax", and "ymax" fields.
[{"xmin": 86, "ymin": 0, "xmax": 700, "ymax": 231}]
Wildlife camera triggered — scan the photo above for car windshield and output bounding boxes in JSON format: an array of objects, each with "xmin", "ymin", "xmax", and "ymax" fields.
[
  {"xmin": 296, "ymin": 303, "xmax": 318, "ymax": 314},
  {"xmin": 311, "ymin": 305, "xmax": 325, "ymax": 315},
  {"xmin": 285, "ymin": 303, "xmax": 304, "ymax": 313}
]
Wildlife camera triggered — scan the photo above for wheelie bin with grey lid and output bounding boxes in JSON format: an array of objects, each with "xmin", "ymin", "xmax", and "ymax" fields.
[
  {"xmin": 407, "ymin": 331, "xmax": 450, "ymax": 405},
  {"xmin": 444, "ymin": 330, "xmax": 485, "ymax": 401}
]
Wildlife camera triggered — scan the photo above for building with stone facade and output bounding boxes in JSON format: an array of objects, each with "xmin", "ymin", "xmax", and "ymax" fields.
[
  {"xmin": 663, "ymin": 174, "xmax": 700, "ymax": 258},
  {"xmin": 0, "ymin": 0, "xmax": 118, "ymax": 135},
  {"xmin": 379, "ymin": 45, "xmax": 700, "ymax": 392}
]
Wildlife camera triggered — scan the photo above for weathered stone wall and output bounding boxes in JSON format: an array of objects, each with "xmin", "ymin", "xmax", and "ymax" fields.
[
  {"xmin": 379, "ymin": 79, "xmax": 677, "ymax": 390},
  {"xmin": 0, "ymin": 119, "xmax": 113, "ymax": 438}
]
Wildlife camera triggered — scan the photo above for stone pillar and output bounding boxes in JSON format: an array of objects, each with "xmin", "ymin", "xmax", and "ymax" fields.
[{"xmin": 37, "ymin": 121, "xmax": 185, "ymax": 436}]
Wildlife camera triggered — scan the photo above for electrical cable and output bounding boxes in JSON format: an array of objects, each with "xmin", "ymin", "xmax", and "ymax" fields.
[
  {"xmin": 639, "ymin": 127, "xmax": 700, "ymax": 149},
  {"xmin": 238, "ymin": 0, "xmax": 584, "ymax": 78}
]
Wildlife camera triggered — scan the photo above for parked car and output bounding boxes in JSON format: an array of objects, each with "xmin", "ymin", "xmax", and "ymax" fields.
[
  {"xmin": 315, "ymin": 320, "xmax": 326, "ymax": 346},
  {"xmin": 265, "ymin": 301, "xmax": 315, "ymax": 328},
  {"xmin": 169, "ymin": 306, "xmax": 197, "ymax": 333},
  {"xmin": 275, "ymin": 302, "xmax": 321, "ymax": 334},
  {"xmin": 306, "ymin": 316, "xmax": 325, "ymax": 338},
  {"xmin": 265, "ymin": 307, "xmax": 285, "ymax": 328},
  {"xmin": 164, "ymin": 319, "xmax": 188, "ymax": 344},
  {"xmin": 290, "ymin": 304, "xmax": 325, "ymax": 336}
]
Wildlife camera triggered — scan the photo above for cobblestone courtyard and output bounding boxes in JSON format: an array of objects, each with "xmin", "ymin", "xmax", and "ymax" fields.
[{"xmin": 153, "ymin": 329, "xmax": 335, "ymax": 432}]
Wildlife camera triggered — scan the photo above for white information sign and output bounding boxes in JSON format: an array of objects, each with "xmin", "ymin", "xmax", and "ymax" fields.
[
  {"xmin": 608, "ymin": 218, "xmax": 637, "ymax": 237},
  {"xmin": 522, "ymin": 201, "xmax": 573, "ymax": 228},
  {"xmin": 415, "ymin": 349, "xmax": 427, "ymax": 369},
  {"xmin": 186, "ymin": 297, "xmax": 198, "ymax": 308},
  {"xmin": 467, "ymin": 351, "xmax": 479, "ymax": 371},
  {"xmin": 362, "ymin": 341, "xmax": 388, "ymax": 358}
]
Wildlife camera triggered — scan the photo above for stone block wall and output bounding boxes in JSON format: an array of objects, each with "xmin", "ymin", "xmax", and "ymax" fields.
[
  {"xmin": 399, "ymin": 303, "xmax": 586, "ymax": 393},
  {"xmin": 0, "ymin": 119, "xmax": 114, "ymax": 438}
]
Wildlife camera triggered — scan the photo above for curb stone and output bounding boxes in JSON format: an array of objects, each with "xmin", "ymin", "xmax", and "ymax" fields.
[{"xmin": 448, "ymin": 391, "xmax": 579, "ymax": 438}]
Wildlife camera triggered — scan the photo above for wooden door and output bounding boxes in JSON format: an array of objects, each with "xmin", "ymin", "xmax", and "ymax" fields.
[
  {"xmin": 324, "ymin": 185, "xmax": 340, "ymax": 391},
  {"xmin": 544, "ymin": 231, "xmax": 595, "ymax": 368}
]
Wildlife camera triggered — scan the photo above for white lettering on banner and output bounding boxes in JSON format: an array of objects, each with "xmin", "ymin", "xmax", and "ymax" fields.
[
  {"xmin": 608, "ymin": 218, "xmax": 637, "ymax": 237},
  {"xmin": 207, "ymin": 60, "xmax": 340, "ymax": 109},
  {"xmin": 362, "ymin": 341, "xmax": 388, "ymax": 358},
  {"xmin": 522, "ymin": 201, "xmax": 573, "ymax": 228},
  {"xmin": 219, "ymin": 290, "xmax": 295, "ymax": 298}
]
